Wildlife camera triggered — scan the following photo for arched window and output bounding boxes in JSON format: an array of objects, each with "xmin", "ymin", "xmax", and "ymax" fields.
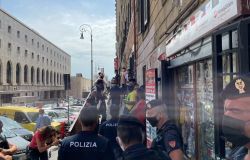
[
  {"xmin": 42, "ymin": 69, "xmax": 45, "ymax": 84},
  {"xmin": 46, "ymin": 70, "xmax": 49, "ymax": 84},
  {"xmin": 57, "ymin": 73, "xmax": 59, "ymax": 84},
  {"xmin": 60, "ymin": 74, "xmax": 62, "ymax": 85},
  {"xmin": 16, "ymin": 63, "xmax": 21, "ymax": 84},
  {"xmin": 50, "ymin": 71, "xmax": 53, "ymax": 84},
  {"xmin": 37, "ymin": 68, "xmax": 40, "ymax": 84},
  {"xmin": 24, "ymin": 65, "xmax": 28, "ymax": 83},
  {"xmin": 31, "ymin": 67, "xmax": 34, "ymax": 84},
  {"xmin": 7, "ymin": 61, "xmax": 12, "ymax": 84},
  {"xmin": 54, "ymin": 72, "xmax": 56, "ymax": 85}
]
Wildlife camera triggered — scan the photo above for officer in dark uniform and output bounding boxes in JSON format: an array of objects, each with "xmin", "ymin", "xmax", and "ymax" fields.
[
  {"xmin": 116, "ymin": 115, "xmax": 159, "ymax": 160},
  {"xmin": 99, "ymin": 104, "xmax": 122, "ymax": 159},
  {"xmin": 58, "ymin": 106, "xmax": 115, "ymax": 160},
  {"xmin": 146, "ymin": 100, "xmax": 183, "ymax": 160},
  {"xmin": 0, "ymin": 120, "xmax": 17, "ymax": 160},
  {"xmin": 221, "ymin": 76, "xmax": 250, "ymax": 160}
]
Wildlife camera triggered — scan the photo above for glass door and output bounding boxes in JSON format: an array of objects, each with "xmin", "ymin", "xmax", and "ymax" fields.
[
  {"xmin": 176, "ymin": 65, "xmax": 196, "ymax": 159},
  {"xmin": 196, "ymin": 59, "xmax": 215, "ymax": 160}
]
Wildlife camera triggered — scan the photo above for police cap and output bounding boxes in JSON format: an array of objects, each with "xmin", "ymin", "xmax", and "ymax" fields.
[
  {"xmin": 221, "ymin": 76, "xmax": 250, "ymax": 100},
  {"xmin": 118, "ymin": 115, "xmax": 144, "ymax": 128},
  {"xmin": 146, "ymin": 99, "xmax": 163, "ymax": 109}
]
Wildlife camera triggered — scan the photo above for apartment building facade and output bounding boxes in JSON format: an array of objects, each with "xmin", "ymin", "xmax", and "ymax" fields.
[
  {"xmin": 116, "ymin": 0, "xmax": 250, "ymax": 159},
  {"xmin": 0, "ymin": 8, "xmax": 71, "ymax": 104},
  {"xmin": 68, "ymin": 74, "xmax": 91, "ymax": 99}
]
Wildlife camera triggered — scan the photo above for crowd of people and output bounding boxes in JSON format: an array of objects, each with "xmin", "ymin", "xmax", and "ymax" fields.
[
  {"xmin": 66, "ymin": 71, "xmax": 250, "ymax": 160},
  {"xmin": 1, "ymin": 69, "xmax": 250, "ymax": 160},
  {"xmin": 61, "ymin": 69, "xmax": 186, "ymax": 160}
]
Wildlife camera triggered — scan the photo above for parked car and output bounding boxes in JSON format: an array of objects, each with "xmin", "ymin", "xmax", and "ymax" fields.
[
  {"xmin": 2, "ymin": 126, "xmax": 29, "ymax": 160},
  {"xmin": 0, "ymin": 116, "xmax": 33, "ymax": 141},
  {"xmin": 0, "ymin": 106, "xmax": 61, "ymax": 131},
  {"xmin": 45, "ymin": 109, "xmax": 75, "ymax": 124}
]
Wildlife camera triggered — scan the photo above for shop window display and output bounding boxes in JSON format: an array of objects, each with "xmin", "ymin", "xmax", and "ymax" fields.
[
  {"xmin": 176, "ymin": 65, "xmax": 196, "ymax": 159},
  {"xmin": 196, "ymin": 59, "xmax": 215, "ymax": 160}
]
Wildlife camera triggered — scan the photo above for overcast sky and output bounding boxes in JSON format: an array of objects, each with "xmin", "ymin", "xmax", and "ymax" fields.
[{"xmin": 0, "ymin": 0, "xmax": 116, "ymax": 80}]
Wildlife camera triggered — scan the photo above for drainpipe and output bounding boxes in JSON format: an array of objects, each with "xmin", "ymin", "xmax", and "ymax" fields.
[{"xmin": 133, "ymin": 0, "xmax": 137, "ymax": 81}]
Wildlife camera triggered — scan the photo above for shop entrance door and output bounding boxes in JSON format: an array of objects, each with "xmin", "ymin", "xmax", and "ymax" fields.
[{"xmin": 175, "ymin": 59, "xmax": 215, "ymax": 160}]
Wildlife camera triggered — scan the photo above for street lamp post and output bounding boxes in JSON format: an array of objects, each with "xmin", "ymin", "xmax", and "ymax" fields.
[{"xmin": 79, "ymin": 24, "xmax": 93, "ymax": 89}]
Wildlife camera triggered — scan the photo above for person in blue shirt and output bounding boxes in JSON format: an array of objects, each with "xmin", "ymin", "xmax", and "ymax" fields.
[{"xmin": 35, "ymin": 109, "xmax": 51, "ymax": 131}]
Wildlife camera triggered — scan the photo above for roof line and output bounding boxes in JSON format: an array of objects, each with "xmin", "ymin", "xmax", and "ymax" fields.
[{"xmin": 0, "ymin": 7, "xmax": 71, "ymax": 57}]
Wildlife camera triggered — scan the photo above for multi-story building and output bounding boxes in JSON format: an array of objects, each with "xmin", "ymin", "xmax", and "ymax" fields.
[
  {"xmin": 116, "ymin": 0, "xmax": 250, "ymax": 159},
  {"xmin": 0, "ymin": 8, "xmax": 71, "ymax": 104},
  {"xmin": 68, "ymin": 74, "xmax": 91, "ymax": 99}
]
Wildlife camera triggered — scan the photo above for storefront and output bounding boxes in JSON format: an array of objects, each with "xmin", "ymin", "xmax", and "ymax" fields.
[{"xmin": 161, "ymin": 0, "xmax": 250, "ymax": 159}]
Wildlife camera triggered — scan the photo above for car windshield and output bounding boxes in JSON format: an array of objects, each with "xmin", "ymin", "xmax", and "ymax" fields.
[
  {"xmin": 0, "ymin": 116, "xmax": 22, "ymax": 130},
  {"xmin": 27, "ymin": 112, "xmax": 39, "ymax": 122},
  {"xmin": 2, "ymin": 127, "xmax": 16, "ymax": 138},
  {"xmin": 56, "ymin": 112, "xmax": 67, "ymax": 118}
]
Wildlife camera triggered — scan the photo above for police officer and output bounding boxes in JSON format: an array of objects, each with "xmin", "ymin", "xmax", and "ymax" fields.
[
  {"xmin": 146, "ymin": 100, "xmax": 183, "ymax": 160},
  {"xmin": 58, "ymin": 106, "xmax": 115, "ymax": 160},
  {"xmin": 99, "ymin": 104, "xmax": 122, "ymax": 159},
  {"xmin": 116, "ymin": 115, "xmax": 159, "ymax": 160},
  {"xmin": 221, "ymin": 76, "xmax": 250, "ymax": 159}
]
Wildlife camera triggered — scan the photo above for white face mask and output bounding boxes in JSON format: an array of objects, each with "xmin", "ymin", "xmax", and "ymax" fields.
[{"xmin": 116, "ymin": 136, "xmax": 125, "ymax": 151}]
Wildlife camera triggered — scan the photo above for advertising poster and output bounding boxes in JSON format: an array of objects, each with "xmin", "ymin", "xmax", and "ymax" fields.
[{"xmin": 145, "ymin": 68, "xmax": 157, "ymax": 148}]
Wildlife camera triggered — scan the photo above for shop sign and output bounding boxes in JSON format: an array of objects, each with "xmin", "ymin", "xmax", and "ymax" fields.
[
  {"xmin": 145, "ymin": 69, "xmax": 157, "ymax": 103},
  {"xmin": 166, "ymin": 0, "xmax": 238, "ymax": 58},
  {"xmin": 145, "ymin": 68, "xmax": 157, "ymax": 148}
]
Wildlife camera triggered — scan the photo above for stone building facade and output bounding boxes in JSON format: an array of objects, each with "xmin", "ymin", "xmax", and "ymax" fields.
[
  {"xmin": 0, "ymin": 8, "xmax": 71, "ymax": 104},
  {"xmin": 68, "ymin": 74, "xmax": 91, "ymax": 99}
]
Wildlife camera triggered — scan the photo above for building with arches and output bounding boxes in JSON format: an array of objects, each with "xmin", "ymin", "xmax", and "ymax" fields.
[{"xmin": 0, "ymin": 8, "xmax": 71, "ymax": 104}]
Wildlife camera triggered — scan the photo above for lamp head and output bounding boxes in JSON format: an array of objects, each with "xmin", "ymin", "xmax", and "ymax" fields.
[{"xmin": 80, "ymin": 32, "xmax": 84, "ymax": 39}]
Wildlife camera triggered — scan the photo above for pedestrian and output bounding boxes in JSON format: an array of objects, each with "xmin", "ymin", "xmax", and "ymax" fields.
[
  {"xmin": 108, "ymin": 78, "xmax": 121, "ymax": 106},
  {"xmin": 94, "ymin": 73, "xmax": 107, "ymax": 123},
  {"xmin": 0, "ymin": 120, "xmax": 17, "ymax": 160},
  {"xmin": 114, "ymin": 70, "xmax": 121, "ymax": 85},
  {"xmin": 58, "ymin": 106, "xmax": 115, "ymax": 160},
  {"xmin": 146, "ymin": 99, "xmax": 184, "ymax": 160},
  {"xmin": 99, "ymin": 104, "xmax": 122, "ymax": 159},
  {"xmin": 86, "ymin": 90, "xmax": 98, "ymax": 107},
  {"xmin": 130, "ymin": 85, "xmax": 146, "ymax": 125},
  {"xmin": 124, "ymin": 82, "xmax": 137, "ymax": 113},
  {"xmin": 28, "ymin": 126, "xmax": 59, "ymax": 160},
  {"xmin": 221, "ymin": 76, "xmax": 250, "ymax": 159},
  {"xmin": 35, "ymin": 109, "xmax": 51, "ymax": 131},
  {"xmin": 120, "ymin": 67, "xmax": 128, "ymax": 89},
  {"xmin": 116, "ymin": 115, "xmax": 159, "ymax": 160}
]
